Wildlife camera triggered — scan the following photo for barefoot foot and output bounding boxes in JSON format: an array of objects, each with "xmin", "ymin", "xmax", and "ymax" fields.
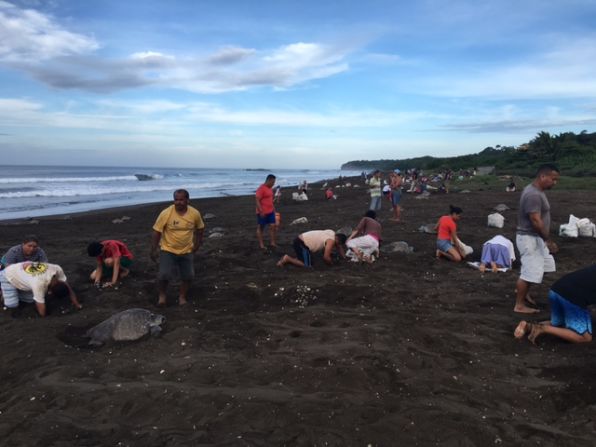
[{"xmin": 514, "ymin": 304, "xmax": 540, "ymax": 314}]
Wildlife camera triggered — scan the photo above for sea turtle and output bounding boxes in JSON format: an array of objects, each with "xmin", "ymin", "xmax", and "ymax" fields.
[
  {"xmin": 494, "ymin": 204, "xmax": 510, "ymax": 212},
  {"xmin": 85, "ymin": 308, "xmax": 165, "ymax": 346}
]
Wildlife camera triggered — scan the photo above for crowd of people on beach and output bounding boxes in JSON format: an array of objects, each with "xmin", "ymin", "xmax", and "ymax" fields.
[{"xmin": 0, "ymin": 164, "xmax": 594, "ymax": 348}]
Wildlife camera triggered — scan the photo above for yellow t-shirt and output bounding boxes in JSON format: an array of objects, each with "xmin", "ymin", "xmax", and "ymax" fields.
[{"xmin": 153, "ymin": 205, "xmax": 205, "ymax": 254}]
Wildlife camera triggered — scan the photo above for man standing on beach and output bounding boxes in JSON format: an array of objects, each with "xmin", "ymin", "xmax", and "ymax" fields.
[
  {"xmin": 389, "ymin": 171, "xmax": 403, "ymax": 222},
  {"xmin": 256, "ymin": 174, "xmax": 277, "ymax": 250},
  {"xmin": 514, "ymin": 164, "xmax": 560, "ymax": 314},
  {"xmin": 151, "ymin": 189, "xmax": 205, "ymax": 306},
  {"xmin": 368, "ymin": 170, "xmax": 382, "ymax": 211}
]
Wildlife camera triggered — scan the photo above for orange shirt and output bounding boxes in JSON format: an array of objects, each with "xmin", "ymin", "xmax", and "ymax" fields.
[
  {"xmin": 256, "ymin": 184, "xmax": 274, "ymax": 214},
  {"xmin": 437, "ymin": 215, "xmax": 456, "ymax": 240}
]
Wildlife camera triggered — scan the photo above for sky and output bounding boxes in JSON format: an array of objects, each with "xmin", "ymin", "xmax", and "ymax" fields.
[{"xmin": 1, "ymin": 0, "xmax": 596, "ymax": 169}]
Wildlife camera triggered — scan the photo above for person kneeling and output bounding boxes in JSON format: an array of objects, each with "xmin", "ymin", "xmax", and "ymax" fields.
[
  {"xmin": 277, "ymin": 230, "xmax": 346, "ymax": 268},
  {"xmin": 87, "ymin": 240, "xmax": 134, "ymax": 288},
  {"xmin": 0, "ymin": 262, "xmax": 81, "ymax": 317},
  {"xmin": 515, "ymin": 264, "xmax": 595, "ymax": 345},
  {"xmin": 346, "ymin": 210, "xmax": 382, "ymax": 263}
]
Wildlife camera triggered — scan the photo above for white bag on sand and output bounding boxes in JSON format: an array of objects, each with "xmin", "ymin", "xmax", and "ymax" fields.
[
  {"xmin": 455, "ymin": 238, "xmax": 473, "ymax": 257},
  {"xmin": 292, "ymin": 192, "xmax": 308, "ymax": 201},
  {"xmin": 559, "ymin": 223, "xmax": 578, "ymax": 238},
  {"xmin": 577, "ymin": 218, "xmax": 596, "ymax": 237},
  {"xmin": 487, "ymin": 212, "xmax": 505, "ymax": 228}
]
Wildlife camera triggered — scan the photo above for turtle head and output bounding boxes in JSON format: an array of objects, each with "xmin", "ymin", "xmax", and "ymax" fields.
[{"xmin": 150, "ymin": 313, "xmax": 166, "ymax": 326}]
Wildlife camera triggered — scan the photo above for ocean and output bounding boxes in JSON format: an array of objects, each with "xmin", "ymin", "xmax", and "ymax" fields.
[{"xmin": 0, "ymin": 165, "xmax": 359, "ymax": 221}]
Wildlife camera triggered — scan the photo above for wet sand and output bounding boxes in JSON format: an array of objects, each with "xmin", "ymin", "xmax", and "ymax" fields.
[{"xmin": 1, "ymin": 180, "xmax": 595, "ymax": 446}]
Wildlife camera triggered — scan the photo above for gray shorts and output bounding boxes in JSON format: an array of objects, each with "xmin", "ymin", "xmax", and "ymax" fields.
[
  {"xmin": 0, "ymin": 270, "xmax": 34, "ymax": 308},
  {"xmin": 516, "ymin": 234, "xmax": 556, "ymax": 284},
  {"xmin": 158, "ymin": 251, "xmax": 194, "ymax": 281}
]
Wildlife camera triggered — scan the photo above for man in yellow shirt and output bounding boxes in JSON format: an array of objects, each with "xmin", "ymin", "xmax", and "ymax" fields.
[{"xmin": 151, "ymin": 189, "xmax": 205, "ymax": 306}]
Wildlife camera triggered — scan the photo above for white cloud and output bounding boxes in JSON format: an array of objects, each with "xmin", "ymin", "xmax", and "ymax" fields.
[{"xmin": 0, "ymin": 0, "xmax": 98, "ymax": 62}]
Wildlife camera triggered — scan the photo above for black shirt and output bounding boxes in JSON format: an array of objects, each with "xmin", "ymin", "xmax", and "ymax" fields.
[{"xmin": 551, "ymin": 265, "xmax": 596, "ymax": 308}]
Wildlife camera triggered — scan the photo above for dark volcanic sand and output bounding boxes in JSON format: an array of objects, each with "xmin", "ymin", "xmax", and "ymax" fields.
[{"xmin": 1, "ymin": 181, "xmax": 595, "ymax": 446}]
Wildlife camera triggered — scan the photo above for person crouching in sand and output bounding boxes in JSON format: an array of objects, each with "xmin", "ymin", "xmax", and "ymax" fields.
[
  {"xmin": 277, "ymin": 230, "xmax": 346, "ymax": 268},
  {"xmin": 515, "ymin": 264, "xmax": 595, "ymax": 344},
  {"xmin": 87, "ymin": 240, "xmax": 134, "ymax": 288},
  {"xmin": 346, "ymin": 210, "xmax": 382, "ymax": 263},
  {"xmin": 435, "ymin": 205, "xmax": 465, "ymax": 262}
]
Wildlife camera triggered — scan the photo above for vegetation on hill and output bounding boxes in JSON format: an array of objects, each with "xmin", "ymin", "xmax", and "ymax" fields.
[{"xmin": 341, "ymin": 130, "xmax": 596, "ymax": 176}]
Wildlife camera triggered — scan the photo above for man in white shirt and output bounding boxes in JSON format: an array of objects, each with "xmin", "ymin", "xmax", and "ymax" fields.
[{"xmin": 0, "ymin": 262, "xmax": 81, "ymax": 317}]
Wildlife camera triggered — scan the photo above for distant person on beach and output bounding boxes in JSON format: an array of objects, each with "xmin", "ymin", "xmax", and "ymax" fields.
[
  {"xmin": 0, "ymin": 262, "xmax": 81, "ymax": 317},
  {"xmin": 277, "ymin": 230, "xmax": 347, "ymax": 268},
  {"xmin": 346, "ymin": 210, "xmax": 382, "ymax": 263},
  {"xmin": 515, "ymin": 264, "xmax": 595, "ymax": 344},
  {"xmin": 151, "ymin": 189, "xmax": 205, "ymax": 307},
  {"xmin": 435, "ymin": 205, "xmax": 465, "ymax": 262},
  {"xmin": 325, "ymin": 187, "xmax": 335, "ymax": 200},
  {"xmin": 0, "ymin": 235, "xmax": 48, "ymax": 269},
  {"xmin": 273, "ymin": 185, "xmax": 282, "ymax": 203},
  {"xmin": 514, "ymin": 164, "xmax": 559, "ymax": 314},
  {"xmin": 390, "ymin": 171, "xmax": 403, "ymax": 222},
  {"xmin": 255, "ymin": 174, "xmax": 277, "ymax": 250},
  {"xmin": 87, "ymin": 240, "xmax": 134, "ymax": 287},
  {"xmin": 368, "ymin": 170, "xmax": 382, "ymax": 211},
  {"xmin": 506, "ymin": 181, "xmax": 517, "ymax": 192}
]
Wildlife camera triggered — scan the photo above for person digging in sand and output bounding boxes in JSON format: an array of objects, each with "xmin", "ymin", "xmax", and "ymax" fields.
[
  {"xmin": 346, "ymin": 210, "xmax": 382, "ymax": 263},
  {"xmin": 514, "ymin": 164, "xmax": 559, "ymax": 314},
  {"xmin": 151, "ymin": 189, "xmax": 205, "ymax": 307},
  {"xmin": 514, "ymin": 264, "xmax": 595, "ymax": 344},
  {"xmin": 87, "ymin": 240, "xmax": 133, "ymax": 288},
  {"xmin": 277, "ymin": 230, "xmax": 346, "ymax": 268},
  {"xmin": 435, "ymin": 205, "xmax": 465, "ymax": 262}
]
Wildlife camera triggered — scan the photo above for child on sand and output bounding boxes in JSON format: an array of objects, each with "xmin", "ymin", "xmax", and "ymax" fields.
[
  {"xmin": 277, "ymin": 230, "xmax": 346, "ymax": 268},
  {"xmin": 435, "ymin": 205, "xmax": 466, "ymax": 262},
  {"xmin": 515, "ymin": 264, "xmax": 595, "ymax": 344},
  {"xmin": 87, "ymin": 240, "xmax": 134, "ymax": 287}
]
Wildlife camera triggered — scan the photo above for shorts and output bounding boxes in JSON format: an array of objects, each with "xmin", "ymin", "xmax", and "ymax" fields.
[
  {"xmin": 158, "ymin": 251, "xmax": 194, "ymax": 281},
  {"xmin": 516, "ymin": 234, "xmax": 556, "ymax": 284},
  {"xmin": 293, "ymin": 237, "xmax": 312, "ymax": 267},
  {"xmin": 548, "ymin": 290, "xmax": 592, "ymax": 335},
  {"xmin": 257, "ymin": 212, "xmax": 276, "ymax": 227},
  {"xmin": 101, "ymin": 257, "xmax": 133, "ymax": 277},
  {"xmin": 369, "ymin": 196, "xmax": 382, "ymax": 211},
  {"xmin": 346, "ymin": 235, "xmax": 379, "ymax": 253},
  {"xmin": 437, "ymin": 239, "xmax": 453, "ymax": 253},
  {"xmin": 391, "ymin": 190, "xmax": 402, "ymax": 206},
  {"xmin": 0, "ymin": 270, "xmax": 34, "ymax": 308}
]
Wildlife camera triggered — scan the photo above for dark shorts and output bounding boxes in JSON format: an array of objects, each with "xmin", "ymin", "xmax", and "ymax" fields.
[
  {"xmin": 548, "ymin": 290, "xmax": 592, "ymax": 335},
  {"xmin": 158, "ymin": 251, "xmax": 194, "ymax": 281},
  {"xmin": 391, "ymin": 190, "xmax": 402, "ymax": 206},
  {"xmin": 102, "ymin": 257, "xmax": 133, "ymax": 278},
  {"xmin": 293, "ymin": 237, "xmax": 312, "ymax": 267},
  {"xmin": 257, "ymin": 212, "xmax": 276, "ymax": 227}
]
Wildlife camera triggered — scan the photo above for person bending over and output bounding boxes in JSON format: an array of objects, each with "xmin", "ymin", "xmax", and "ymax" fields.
[
  {"xmin": 0, "ymin": 262, "xmax": 81, "ymax": 317},
  {"xmin": 515, "ymin": 264, "xmax": 595, "ymax": 344},
  {"xmin": 1, "ymin": 235, "xmax": 48, "ymax": 269},
  {"xmin": 346, "ymin": 210, "xmax": 382, "ymax": 263},
  {"xmin": 87, "ymin": 240, "xmax": 134, "ymax": 287},
  {"xmin": 435, "ymin": 205, "xmax": 465, "ymax": 262},
  {"xmin": 277, "ymin": 230, "xmax": 346, "ymax": 268}
]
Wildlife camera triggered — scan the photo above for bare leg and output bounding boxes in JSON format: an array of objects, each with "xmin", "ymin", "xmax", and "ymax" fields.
[
  {"xmin": 438, "ymin": 247, "xmax": 462, "ymax": 262},
  {"xmin": 479, "ymin": 263, "xmax": 486, "ymax": 273},
  {"xmin": 514, "ymin": 278, "xmax": 539, "ymax": 313},
  {"xmin": 119, "ymin": 267, "xmax": 130, "ymax": 279},
  {"xmin": 158, "ymin": 280, "xmax": 168, "ymax": 306},
  {"xmin": 490, "ymin": 261, "xmax": 498, "ymax": 273},
  {"xmin": 256, "ymin": 226, "xmax": 265, "ymax": 249},
  {"xmin": 277, "ymin": 254, "xmax": 305, "ymax": 267},
  {"xmin": 529, "ymin": 323, "xmax": 592, "ymax": 344},
  {"xmin": 90, "ymin": 269, "xmax": 99, "ymax": 281},
  {"xmin": 269, "ymin": 225, "xmax": 277, "ymax": 248},
  {"xmin": 178, "ymin": 280, "xmax": 191, "ymax": 305}
]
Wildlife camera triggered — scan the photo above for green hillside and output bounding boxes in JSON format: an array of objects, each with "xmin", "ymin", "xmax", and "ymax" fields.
[{"xmin": 341, "ymin": 131, "xmax": 596, "ymax": 176}]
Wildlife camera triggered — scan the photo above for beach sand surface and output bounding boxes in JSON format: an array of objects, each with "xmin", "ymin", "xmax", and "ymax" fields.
[{"xmin": 1, "ymin": 180, "xmax": 595, "ymax": 446}]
